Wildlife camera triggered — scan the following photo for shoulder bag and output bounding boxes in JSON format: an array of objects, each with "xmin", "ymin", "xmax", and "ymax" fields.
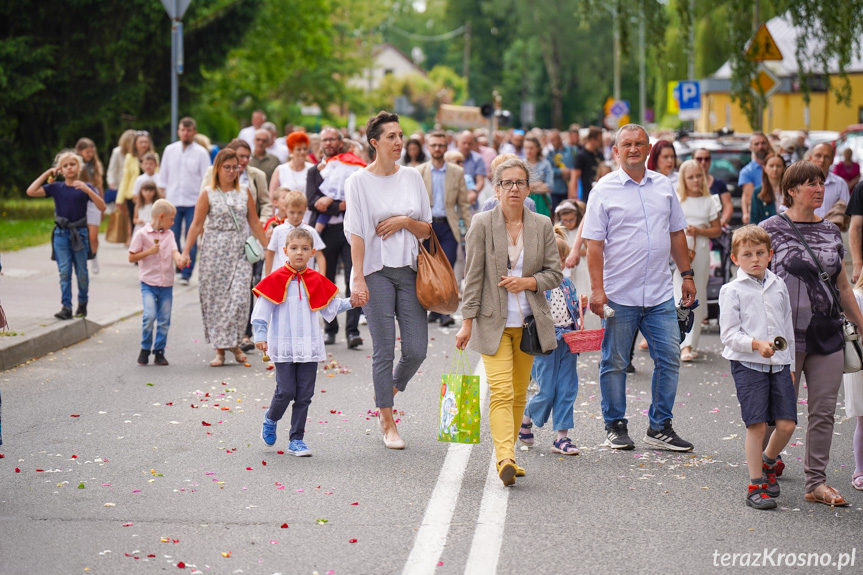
[
  {"xmin": 218, "ymin": 188, "xmax": 263, "ymax": 264},
  {"xmin": 416, "ymin": 227, "xmax": 460, "ymax": 315},
  {"xmin": 508, "ymin": 254, "xmax": 552, "ymax": 356},
  {"xmin": 780, "ymin": 213, "xmax": 863, "ymax": 373}
]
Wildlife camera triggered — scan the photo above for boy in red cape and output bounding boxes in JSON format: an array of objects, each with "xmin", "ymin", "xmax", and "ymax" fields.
[{"xmin": 253, "ymin": 227, "xmax": 366, "ymax": 455}]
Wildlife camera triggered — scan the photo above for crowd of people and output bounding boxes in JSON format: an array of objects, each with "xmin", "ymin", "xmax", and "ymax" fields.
[{"xmin": 26, "ymin": 109, "xmax": 863, "ymax": 508}]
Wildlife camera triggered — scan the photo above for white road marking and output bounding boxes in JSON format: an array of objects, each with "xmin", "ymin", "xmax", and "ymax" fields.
[
  {"xmin": 463, "ymin": 451, "xmax": 510, "ymax": 575},
  {"xmin": 401, "ymin": 358, "xmax": 488, "ymax": 575}
]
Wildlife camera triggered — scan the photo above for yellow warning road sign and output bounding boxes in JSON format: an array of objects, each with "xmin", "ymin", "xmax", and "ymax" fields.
[
  {"xmin": 750, "ymin": 65, "xmax": 779, "ymax": 99},
  {"xmin": 746, "ymin": 23, "xmax": 783, "ymax": 61}
]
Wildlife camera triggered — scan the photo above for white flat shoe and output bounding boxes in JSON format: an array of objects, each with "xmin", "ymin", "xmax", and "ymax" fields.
[{"xmin": 383, "ymin": 433, "xmax": 405, "ymax": 450}]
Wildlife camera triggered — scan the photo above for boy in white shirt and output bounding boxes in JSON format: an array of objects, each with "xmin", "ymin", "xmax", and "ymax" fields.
[
  {"xmin": 265, "ymin": 190, "xmax": 326, "ymax": 275},
  {"xmin": 132, "ymin": 153, "xmax": 159, "ymax": 202},
  {"xmin": 719, "ymin": 225, "xmax": 796, "ymax": 510},
  {"xmin": 253, "ymin": 228, "xmax": 365, "ymax": 455}
]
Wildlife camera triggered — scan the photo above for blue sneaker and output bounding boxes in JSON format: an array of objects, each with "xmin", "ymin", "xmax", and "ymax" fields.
[
  {"xmin": 288, "ymin": 439, "xmax": 312, "ymax": 457},
  {"xmin": 261, "ymin": 418, "xmax": 277, "ymax": 446}
]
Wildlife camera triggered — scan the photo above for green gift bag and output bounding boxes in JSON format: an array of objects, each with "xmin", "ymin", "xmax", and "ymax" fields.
[{"xmin": 438, "ymin": 350, "xmax": 481, "ymax": 444}]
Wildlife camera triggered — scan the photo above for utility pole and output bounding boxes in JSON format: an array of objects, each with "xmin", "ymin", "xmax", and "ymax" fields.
[
  {"xmin": 688, "ymin": 0, "xmax": 695, "ymax": 81},
  {"xmin": 613, "ymin": 5, "xmax": 621, "ymax": 101},
  {"xmin": 638, "ymin": 1, "xmax": 646, "ymax": 124},
  {"xmin": 161, "ymin": 0, "xmax": 192, "ymax": 142},
  {"xmin": 463, "ymin": 21, "xmax": 471, "ymax": 99}
]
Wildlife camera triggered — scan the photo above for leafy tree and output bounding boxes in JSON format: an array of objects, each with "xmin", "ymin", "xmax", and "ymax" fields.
[{"xmin": 0, "ymin": 0, "xmax": 255, "ymax": 195}]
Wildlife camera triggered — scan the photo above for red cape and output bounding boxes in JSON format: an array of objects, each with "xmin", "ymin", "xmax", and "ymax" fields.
[
  {"xmin": 253, "ymin": 264, "xmax": 338, "ymax": 311},
  {"xmin": 324, "ymin": 152, "xmax": 367, "ymax": 167}
]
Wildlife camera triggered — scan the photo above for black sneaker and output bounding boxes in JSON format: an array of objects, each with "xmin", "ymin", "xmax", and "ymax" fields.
[
  {"xmin": 762, "ymin": 461, "xmax": 780, "ymax": 498},
  {"xmin": 347, "ymin": 335, "xmax": 363, "ymax": 349},
  {"xmin": 153, "ymin": 350, "xmax": 169, "ymax": 366},
  {"xmin": 626, "ymin": 362, "xmax": 636, "ymax": 374},
  {"xmin": 440, "ymin": 316, "xmax": 456, "ymax": 328},
  {"xmin": 137, "ymin": 349, "xmax": 150, "ymax": 365},
  {"xmin": 643, "ymin": 421, "xmax": 694, "ymax": 452},
  {"xmin": 324, "ymin": 333, "xmax": 336, "ymax": 345},
  {"xmin": 604, "ymin": 420, "xmax": 635, "ymax": 450},
  {"xmin": 55, "ymin": 306, "xmax": 73, "ymax": 320},
  {"xmin": 75, "ymin": 302, "xmax": 87, "ymax": 318},
  {"xmin": 746, "ymin": 484, "xmax": 777, "ymax": 510}
]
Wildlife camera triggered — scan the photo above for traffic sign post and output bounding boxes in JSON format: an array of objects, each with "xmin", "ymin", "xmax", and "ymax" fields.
[{"xmin": 161, "ymin": 0, "xmax": 192, "ymax": 142}]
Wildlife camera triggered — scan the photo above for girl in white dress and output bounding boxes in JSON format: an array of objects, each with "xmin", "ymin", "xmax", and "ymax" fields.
[{"xmin": 673, "ymin": 159, "xmax": 722, "ymax": 361}]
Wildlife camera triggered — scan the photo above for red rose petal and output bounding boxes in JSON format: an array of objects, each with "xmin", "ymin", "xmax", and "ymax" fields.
[
  {"xmin": 350, "ymin": 502, "xmax": 358, "ymax": 505},
  {"xmin": 349, "ymin": 539, "xmax": 357, "ymax": 543},
  {"xmin": 15, "ymin": 468, "xmax": 20, "ymax": 473},
  {"xmin": 262, "ymin": 461, "xmax": 267, "ymax": 466},
  {"xmin": 166, "ymin": 402, "xmax": 173, "ymax": 406},
  {"xmin": 330, "ymin": 410, "xmax": 337, "ymax": 414},
  {"xmin": 202, "ymin": 421, "xmax": 211, "ymax": 426},
  {"xmin": 122, "ymin": 522, "xmax": 133, "ymax": 527},
  {"xmin": 0, "ymin": 454, "xmax": 5, "ymax": 458},
  {"xmin": 277, "ymin": 451, "xmax": 284, "ymax": 454},
  {"xmin": 173, "ymin": 539, "xmax": 179, "ymax": 543},
  {"xmin": 70, "ymin": 414, "xmax": 80, "ymax": 417},
  {"xmin": 190, "ymin": 404, "xmax": 198, "ymax": 408},
  {"xmin": 177, "ymin": 561, "xmax": 185, "ymax": 568},
  {"xmin": 246, "ymin": 467, "xmax": 252, "ymax": 470},
  {"xmin": 71, "ymin": 455, "xmax": 77, "ymax": 459},
  {"xmin": 36, "ymin": 469, "xmax": 44, "ymax": 472},
  {"xmin": 281, "ymin": 523, "xmax": 289, "ymax": 528},
  {"xmin": 148, "ymin": 554, "xmax": 156, "ymax": 558}
]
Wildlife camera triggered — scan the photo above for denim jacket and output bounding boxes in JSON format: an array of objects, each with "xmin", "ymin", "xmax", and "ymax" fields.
[{"xmin": 544, "ymin": 276, "xmax": 582, "ymax": 338}]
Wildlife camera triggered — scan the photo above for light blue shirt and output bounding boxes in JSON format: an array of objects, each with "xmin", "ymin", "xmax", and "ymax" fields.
[
  {"xmin": 582, "ymin": 168, "xmax": 687, "ymax": 307},
  {"xmin": 462, "ymin": 150, "xmax": 486, "ymax": 180},
  {"xmin": 431, "ymin": 163, "xmax": 447, "ymax": 217},
  {"xmin": 738, "ymin": 160, "xmax": 762, "ymax": 188}
]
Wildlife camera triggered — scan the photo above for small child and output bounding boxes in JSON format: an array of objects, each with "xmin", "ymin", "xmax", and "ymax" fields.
[
  {"xmin": 313, "ymin": 150, "xmax": 366, "ymax": 233},
  {"xmin": 719, "ymin": 225, "xmax": 796, "ymax": 510},
  {"xmin": 265, "ymin": 190, "xmax": 326, "ymax": 276},
  {"xmin": 128, "ymin": 199, "xmax": 189, "ymax": 366},
  {"xmin": 262, "ymin": 187, "xmax": 289, "ymax": 235},
  {"xmin": 26, "ymin": 149, "xmax": 106, "ymax": 320},
  {"xmin": 843, "ymin": 274, "xmax": 863, "ymax": 492},
  {"xmin": 133, "ymin": 181, "xmax": 160, "ymax": 235},
  {"xmin": 518, "ymin": 226, "xmax": 585, "ymax": 455},
  {"xmin": 252, "ymin": 227, "xmax": 366, "ymax": 455},
  {"xmin": 132, "ymin": 152, "xmax": 159, "ymax": 202}
]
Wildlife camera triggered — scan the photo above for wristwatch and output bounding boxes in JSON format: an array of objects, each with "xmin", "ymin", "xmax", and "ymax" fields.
[{"xmin": 680, "ymin": 269, "xmax": 695, "ymax": 280}]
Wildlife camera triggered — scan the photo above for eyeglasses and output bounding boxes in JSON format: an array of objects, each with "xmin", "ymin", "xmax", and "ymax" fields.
[
  {"xmin": 694, "ymin": 156, "xmax": 711, "ymax": 163},
  {"xmin": 221, "ymin": 165, "xmax": 241, "ymax": 172},
  {"xmin": 498, "ymin": 179, "xmax": 529, "ymax": 190}
]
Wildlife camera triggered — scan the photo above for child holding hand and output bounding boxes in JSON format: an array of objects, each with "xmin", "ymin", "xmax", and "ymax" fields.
[
  {"xmin": 253, "ymin": 227, "xmax": 366, "ymax": 456},
  {"xmin": 129, "ymin": 199, "xmax": 190, "ymax": 366},
  {"xmin": 719, "ymin": 225, "xmax": 796, "ymax": 510}
]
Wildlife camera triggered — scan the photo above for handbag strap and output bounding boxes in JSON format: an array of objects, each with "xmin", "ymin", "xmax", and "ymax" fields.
[
  {"xmin": 217, "ymin": 188, "xmax": 242, "ymax": 233},
  {"xmin": 779, "ymin": 213, "xmax": 845, "ymax": 318}
]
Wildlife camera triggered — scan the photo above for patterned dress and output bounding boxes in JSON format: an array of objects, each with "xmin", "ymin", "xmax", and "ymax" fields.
[{"xmin": 199, "ymin": 187, "xmax": 253, "ymax": 349}]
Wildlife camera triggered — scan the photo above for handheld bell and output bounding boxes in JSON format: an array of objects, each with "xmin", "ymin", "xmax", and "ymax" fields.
[
  {"xmin": 773, "ymin": 336, "xmax": 788, "ymax": 351},
  {"xmin": 262, "ymin": 354, "xmax": 270, "ymax": 363}
]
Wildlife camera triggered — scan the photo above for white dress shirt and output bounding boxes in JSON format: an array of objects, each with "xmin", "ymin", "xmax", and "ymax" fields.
[
  {"xmin": 582, "ymin": 168, "xmax": 687, "ymax": 307},
  {"xmin": 156, "ymin": 141, "xmax": 211, "ymax": 207},
  {"xmin": 818, "ymin": 171, "xmax": 850, "ymax": 218},
  {"xmin": 719, "ymin": 267, "xmax": 795, "ymax": 370},
  {"xmin": 267, "ymin": 222, "xmax": 326, "ymax": 270}
]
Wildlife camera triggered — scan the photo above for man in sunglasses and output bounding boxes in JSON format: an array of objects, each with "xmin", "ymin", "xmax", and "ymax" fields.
[{"xmin": 692, "ymin": 148, "xmax": 733, "ymax": 227}]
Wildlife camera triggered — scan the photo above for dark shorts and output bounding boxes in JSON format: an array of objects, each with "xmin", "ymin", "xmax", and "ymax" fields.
[{"xmin": 730, "ymin": 361, "xmax": 798, "ymax": 427}]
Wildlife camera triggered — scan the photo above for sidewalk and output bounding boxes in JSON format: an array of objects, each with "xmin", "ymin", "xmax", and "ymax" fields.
[{"xmin": 0, "ymin": 236, "xmax": 198, "ymax": 371}]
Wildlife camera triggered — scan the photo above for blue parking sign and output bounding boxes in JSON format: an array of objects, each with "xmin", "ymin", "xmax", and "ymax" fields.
[{"xmin": 674, "ymin": 81, "xmax": 701, "ymax": 119}]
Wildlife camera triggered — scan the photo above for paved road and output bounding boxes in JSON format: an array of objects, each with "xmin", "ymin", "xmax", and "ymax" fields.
[{"xmin": 1, "ymin": 291, "xmax": 861, "ymax": 574}]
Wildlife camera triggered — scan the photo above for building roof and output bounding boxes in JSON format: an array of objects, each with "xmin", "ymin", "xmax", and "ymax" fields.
[
  {"xmin": 712, "ymin": 13, "xmax": 863, "ymax": 79},
  {"xmin": 372, "ymin": 43, "xmax": 427, "ymax": 77}
]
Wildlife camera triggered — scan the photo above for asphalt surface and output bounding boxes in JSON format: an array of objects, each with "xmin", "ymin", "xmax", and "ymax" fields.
[{"xmin": 1, "ymin": 289, "xmax": 861, "ymax": 575}]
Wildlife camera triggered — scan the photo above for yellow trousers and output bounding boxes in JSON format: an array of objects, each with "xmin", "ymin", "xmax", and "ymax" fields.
[{"xmin": 481, "ymin": 328, "xmax": 534, "ymax": 464}]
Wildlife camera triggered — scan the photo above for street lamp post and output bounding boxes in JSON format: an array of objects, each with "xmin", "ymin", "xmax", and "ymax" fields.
[{"xmin": 161, "ymin": 0, "xmax": 192, "ymax": 142}]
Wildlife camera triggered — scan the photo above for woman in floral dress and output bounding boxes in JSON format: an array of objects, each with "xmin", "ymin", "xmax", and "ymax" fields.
[{"xmin": 182, "ymin": 148, "xmax": 268, "ymax": 366}]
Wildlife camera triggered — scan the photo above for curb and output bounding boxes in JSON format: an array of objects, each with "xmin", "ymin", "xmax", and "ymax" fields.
[{"xmin": 0, "ymin": 309, "xmax": 142, "ymax": 372}]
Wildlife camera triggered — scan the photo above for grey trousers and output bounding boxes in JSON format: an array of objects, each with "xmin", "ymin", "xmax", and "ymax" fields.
[
  {"xmin": 793, "ymin": 349, "xmax": 844, "ymax": 493},
  {"xmin": 364, "ymin": 266, "xmax": 428, "ymax": 409}
]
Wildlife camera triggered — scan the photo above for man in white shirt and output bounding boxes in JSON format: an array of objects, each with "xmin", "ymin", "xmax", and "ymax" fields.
[
  {"xmin": 809, "ymin": 142, "xmax": 850, "ymax": 229},
  {"xmin": 238, "ymin": 110, "xmax": 266, "ymax": 150},
  {"xmin": 583, "ymin": 123, "xmax": 696, "ymax": 452},
  {"xmin": 263, "ymin": 122, "xmax": 289, "ymax": 163},
  {"xmin": 157, "ymin": 117, "xmax": 211, "ymax": 284}
]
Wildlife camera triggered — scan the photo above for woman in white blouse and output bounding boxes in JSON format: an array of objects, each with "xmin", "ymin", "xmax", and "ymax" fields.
[
  {"xmin": 673, "ymin": 159, "xmax": 721, "ymax": 361},
  {"xmin": 269, "ymin": 132, "xmax": 314, "ymax": 200},
  {"xmin": 344, "ymin": 111, "xmax": 432, "ymax": 450}
]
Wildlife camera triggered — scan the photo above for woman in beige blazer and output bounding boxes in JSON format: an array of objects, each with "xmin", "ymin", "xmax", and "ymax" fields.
[{"xmin": 456, "ymin": 157, "xmax": 562, "ymax": 486}]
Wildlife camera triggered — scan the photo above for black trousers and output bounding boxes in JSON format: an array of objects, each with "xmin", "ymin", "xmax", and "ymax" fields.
[
  {"xmin": 267, "ymin": 362, "xmax": 317, "ymax": 441},
  {"xmin": 321, "ymin": 223, "xmax": 360, "ymax": 337}
]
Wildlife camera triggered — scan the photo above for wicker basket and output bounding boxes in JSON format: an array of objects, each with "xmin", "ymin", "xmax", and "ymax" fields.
[{"xmin": 563, "ymin": 301, "xmax": 604, "ymax": 353}]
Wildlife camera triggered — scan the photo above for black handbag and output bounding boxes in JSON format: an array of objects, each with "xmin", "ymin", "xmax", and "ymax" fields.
[
  {"xmin": 780, "ymin": 214, "xmax": 863, "ymax": 373},
  {"xmin": 508, "ymin": 254, "xmax": 552, "ymax": 356}
]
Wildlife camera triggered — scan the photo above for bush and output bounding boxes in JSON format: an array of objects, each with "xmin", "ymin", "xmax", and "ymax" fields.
[{"xmin": 0, "ymin": 198, "xmax": 55, "ymax": 219}]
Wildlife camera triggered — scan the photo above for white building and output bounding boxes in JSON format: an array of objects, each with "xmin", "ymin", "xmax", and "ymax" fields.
[{"xmin": 349, "ymin": 44, "xmax": 427, "ymax": 93}]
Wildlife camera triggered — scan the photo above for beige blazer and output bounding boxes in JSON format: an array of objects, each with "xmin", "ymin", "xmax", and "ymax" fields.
[
  {"xmin": 416, "ymin": 161, "xmax": 472, "ymax": 242},
  {"xmin": 461, "ymin": 206, "xmax": 563, "ymax": 355},
  {"xmin": 201, "ymin": 165, "xmax": 272, "ymax": 224}
]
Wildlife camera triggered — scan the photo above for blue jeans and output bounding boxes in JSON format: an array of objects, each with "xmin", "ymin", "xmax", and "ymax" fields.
[
  {"xmin": 53, "ymin": 227, "xmax": 90, "ymax": 307},
  {"xmin": 141, "ymin": 282, "xmax": 173, "ymax": 351},
  {"xmin": 527, "ymin": 332, "xmax": 579, "ymax": 430},
  {"xmin": 171, "ymin": 205, "xmax": 197, "ymax": 280},
  {"xmin": 600, "ymin": 297, "xmax": 680, "ymax": 430}
]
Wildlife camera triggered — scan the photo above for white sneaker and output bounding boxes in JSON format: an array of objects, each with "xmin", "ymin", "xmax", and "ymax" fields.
[{"xmin": 91, "ymin": 257, "xmax": 100, "ymax": 275}]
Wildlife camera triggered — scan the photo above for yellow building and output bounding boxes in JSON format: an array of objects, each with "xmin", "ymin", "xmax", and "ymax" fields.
[{"xmin": 696, "ymin": 14, "xmax": 863, "ymax": 133}]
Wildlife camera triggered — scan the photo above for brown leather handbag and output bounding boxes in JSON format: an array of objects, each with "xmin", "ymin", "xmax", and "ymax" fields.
[{"xmin": 416, "ymin": 228, "xmax": 460, "ymax": 315}]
